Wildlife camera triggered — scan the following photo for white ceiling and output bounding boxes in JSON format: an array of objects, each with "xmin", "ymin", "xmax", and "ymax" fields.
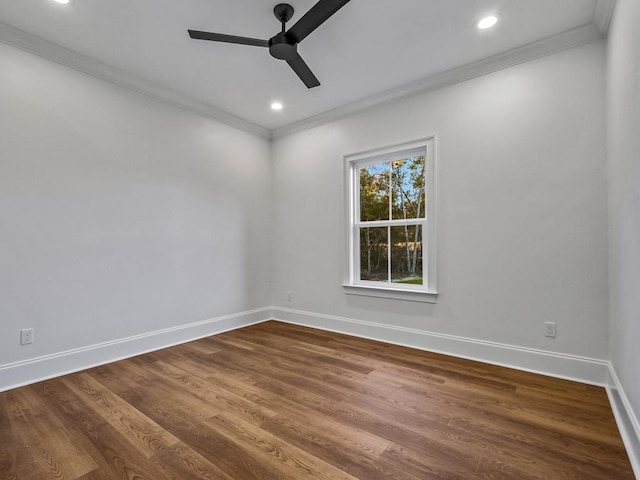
[{"xmin": 0, "ymin": 0, "xmax": 613, "ymax": 136}]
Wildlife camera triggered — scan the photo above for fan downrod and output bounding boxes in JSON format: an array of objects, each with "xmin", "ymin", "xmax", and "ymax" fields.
[{"xmin": 269, "ymin": 3, "xmax": 297, "ymax": 60}]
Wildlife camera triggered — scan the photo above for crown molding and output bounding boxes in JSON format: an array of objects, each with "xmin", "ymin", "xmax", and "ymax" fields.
[
  {"xmin": 0, "ymin": 21, "xmax": 271, "ymax": 139},
  {"xmin": 272, "ymin": 23, "xmax": 604, "ymax": 139},
  {"xmin": 1, "ymin": 15, "xmax": 608, "ymax": 142},
  {"xmin": 594, "ymin": 0, "xmax": 616, "ymax": 35}
]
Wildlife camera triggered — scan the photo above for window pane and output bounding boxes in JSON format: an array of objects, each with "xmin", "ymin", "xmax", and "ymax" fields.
[
  {"xmin": 391, "ymin": 225, "xmax": 423, "ymax": 285},
  {"xmin": 360, "ymin": 227, "xmax": 388, "ymax": 282},
  {"xmin": 392, "ymin": 156, "xmax": 426, "ymax": 220},
  {"xmin": 360, "ymin": 163, "xmax": 389, "ymax": 221}
]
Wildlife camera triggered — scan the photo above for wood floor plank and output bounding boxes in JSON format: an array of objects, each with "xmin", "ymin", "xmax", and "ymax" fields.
[
  {"xmin": 33, "ymin": 377, "xmax": 172, "ymax": 479},
  {"xmin": 206, "ymin": 334, "xmax": 453, "ymax": 421},
  {"xmin": 220, "ymin": 329, "xmax": 376, "ymax": 374},
  {"xmin": 448, "ymin": 414, "xmax": 633, "ymax": 479},
  {"xmin": 115, "ymin": 386, "xmax": 292, "ymax": 480},
  {"xmin": 0, "ymin": 320, "xmax": 634, "ymax": 479},
  {"xmin": 75, "ymin": 471, "xmax": 109, "ymax": 480},
  {"xmin": 260, "ymin": 414, "xmax": 415, "ymax": 480},
  {"xmin": 0, "ymin": 395, "xmax": 48, "ymax": 480},
  {"xmin": 61, "ymin": 373, "xmax": 181, "ymax": 457},
  {"xmin": 131, "ymin": 357, "xmax": 278, "ymax": 426},
  {"xmin": 200, "ymin": 350, "xmax": 482, "ymax": 475},
  {"xmin": 208, "ymin": 412, "xmax": 360, "ymax": 480},
  {"xmin": 203, "ymin": 341, "xmax": 455, "ymax": 436},
  {"xmin": 149, "ymin": 442, "xmax": 236, "ymax": 480},
  {"xmin": 3, "ymin": 387, "xmax": 98, "ymax": 479},
  {"xmin": 156, "ymin": 356, "xmax": 407, "ymax": 469},
  {"xmin": 381, "ymin": 442, "xmax": 481, "ymax": 480}
]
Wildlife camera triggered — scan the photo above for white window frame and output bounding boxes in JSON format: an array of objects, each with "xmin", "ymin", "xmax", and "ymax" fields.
[{"xmin": 343, "ymin": 138, "xmax": 437, "ymax": 303}]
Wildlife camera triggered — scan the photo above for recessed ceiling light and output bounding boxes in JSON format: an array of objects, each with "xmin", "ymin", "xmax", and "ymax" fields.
[
  {"xmin": 477, "ymin": 15, "xmax": 498, "ymax": 30},
  {"xmin": 52, "ymin": 0, "xmax": 72, "ymax": 4},
  {"xmin": 271, "ymin": 101, "xmax": 283, "ymax": 111}
]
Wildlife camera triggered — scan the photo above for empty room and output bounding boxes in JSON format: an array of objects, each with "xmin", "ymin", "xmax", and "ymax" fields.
[{"xmin": 1, "ymin": 0, "xmax": 639, "ymax": 478}]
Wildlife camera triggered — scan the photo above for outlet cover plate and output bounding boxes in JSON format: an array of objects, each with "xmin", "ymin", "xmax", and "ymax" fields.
[
  {"xmin": 20, "ymin": 328, "xmax": 34, "ymax": 345},
  {"xmin": 544, "ymin": 322, "xmax": 557, "ymax": 338}
]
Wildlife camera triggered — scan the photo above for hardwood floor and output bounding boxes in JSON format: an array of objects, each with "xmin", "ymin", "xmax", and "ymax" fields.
[{"xmin": 0, "ymin": 321, "xmax": 634, "ymax": 479}]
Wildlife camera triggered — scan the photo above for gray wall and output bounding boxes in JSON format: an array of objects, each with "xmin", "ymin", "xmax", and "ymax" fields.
[
  {"xmin": 607, "ymin": 0, "xmax": 640, "ymax": 432},
  {"xmin": 0, "ymin": 34, "xmax": 619, "ymax": 381},
  {"xmin": 272, "ymin": 41, "xmax": 609, "ymax": 359},
  {"xmin": 0, "ymin": 42, "xmax": 271, "ymax": 366}
]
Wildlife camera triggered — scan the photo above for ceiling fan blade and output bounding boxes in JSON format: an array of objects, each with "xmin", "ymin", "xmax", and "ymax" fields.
[
  {"xmin": 188, "ymin": 30, "xmax": 269, "ymax": 48},
  {"xmin": 286, "ymin": 52, "xmax": 321, "ymax": 88},
  {"xmin": 286, "ymin": 0, "xmax": 351, "ymax": 43}
]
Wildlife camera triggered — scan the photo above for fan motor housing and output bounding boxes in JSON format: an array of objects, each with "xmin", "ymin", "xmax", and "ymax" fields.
[{"xmin": 269, "ymin": 33, "xmax": 297, "ymax": 60}]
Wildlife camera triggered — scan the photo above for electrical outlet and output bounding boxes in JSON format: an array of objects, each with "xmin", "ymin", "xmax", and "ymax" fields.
[
  {"xmin": 20, "ymin": 328, "xmax": 34, "ymax": 345},
  {"xmin": 544, "ymin": 322, "xmax": 557, "ymax": 338}
]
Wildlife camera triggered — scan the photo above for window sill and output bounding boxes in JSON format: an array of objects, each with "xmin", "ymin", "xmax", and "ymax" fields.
[{"xmin": 342, "ymin": 284, "xmax": 438, "ymax": 303}]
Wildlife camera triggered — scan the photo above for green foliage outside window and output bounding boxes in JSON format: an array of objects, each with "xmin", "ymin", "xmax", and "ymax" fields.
[{"xmin": 359, "ymin": 156, "xmax": 425, "ymax": 285}]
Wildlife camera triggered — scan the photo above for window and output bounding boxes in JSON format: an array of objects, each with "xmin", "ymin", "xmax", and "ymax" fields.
[{"xmin": 344, "ymin": 138, "xmax": 437, "ymax": 302}]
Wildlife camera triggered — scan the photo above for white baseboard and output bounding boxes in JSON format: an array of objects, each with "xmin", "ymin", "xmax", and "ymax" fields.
[
  {"xmin": 607, "ymin": 365, "xmax": 640, "ymax": 479},
  {"xmin": 0, "ymin": 307, "xmax": 272, "ymax": 392},
  {"xmin": 271, "ymin": 307, "xmax": 610, "ymax": 386}
]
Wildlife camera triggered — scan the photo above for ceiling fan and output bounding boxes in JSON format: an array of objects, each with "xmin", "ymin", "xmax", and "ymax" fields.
[{"xmin": 188, "ymin": 0, "xmax": 351, "ymax": 89}]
